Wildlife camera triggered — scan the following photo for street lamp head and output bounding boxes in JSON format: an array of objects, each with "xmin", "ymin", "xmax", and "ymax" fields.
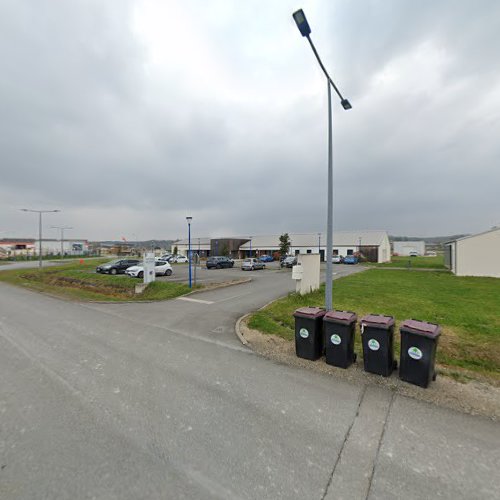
[
  {"xmin": 341, "ymin": 99, "xmax": 352, "ymax": 110},
  {"xmin": 186, "ymin": 216, "xmax": 192, "ymax": 223},
  {"xmin": 292, "ymin": 9, "xmax": 311, "ymax": 37}
]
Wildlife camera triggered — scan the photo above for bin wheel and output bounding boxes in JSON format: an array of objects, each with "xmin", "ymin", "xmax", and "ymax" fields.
[{"xmin": 432, "ymin": 372, "xmax": 437, "ymax": 381}]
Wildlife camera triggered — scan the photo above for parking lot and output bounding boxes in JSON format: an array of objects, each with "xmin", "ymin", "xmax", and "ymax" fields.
[
  {"xmin": 155, "ymin": 260, "xmax": 362, "ymax": 286},
  {"xmin": 161, "ymin": 260, "xmax": 282, "ymax": 285}
]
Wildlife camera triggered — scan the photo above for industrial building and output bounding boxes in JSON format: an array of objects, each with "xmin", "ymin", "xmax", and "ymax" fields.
[
  {"xmin": 392, "ymin": 240, "xmax": 425, "ymax": 256},
  {"xmin": 444, "ymin": 227, "xmax": 500, "ymax": 278},
  {"xmin": 175, "ymin": 231, "xmax": 391, "ymax": 263}
]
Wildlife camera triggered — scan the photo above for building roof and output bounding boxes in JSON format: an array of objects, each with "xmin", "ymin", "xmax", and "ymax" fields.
[
  {"xmin": 238, "ymin": 231, "xmax": 388, "ymax": 249},
  {"xmin": 444, "ymin": 227, "xmax": 500, "ymax": 245},
  {"xmin": 0, "ymin": 238, "xmax": 35, "ymax": 244},
  {"xmin": 175, "ymin": 232, "xmax": 388, "ymax": 248}
]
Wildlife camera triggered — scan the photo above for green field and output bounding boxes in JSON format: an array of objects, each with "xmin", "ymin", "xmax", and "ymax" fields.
[
  {"xmin": 366, "ymin": 255, "xmax": 446, "ymax": 269},
  {"xmin": 0, "ymin": 259, "xmax": 192, "ymax": 301},
  {"xmin": 248, "ymin": 269, "xmax": 500, "ymax": 382}
]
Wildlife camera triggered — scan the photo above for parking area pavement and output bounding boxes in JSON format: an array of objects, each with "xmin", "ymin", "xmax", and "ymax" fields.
[
  {"xmin": 159, "ymin": 260, "xmax": 363, "ymax": 286},
  {"xmin": 1, "ymin": 264, "xmax": 499, "ymax": 499}
]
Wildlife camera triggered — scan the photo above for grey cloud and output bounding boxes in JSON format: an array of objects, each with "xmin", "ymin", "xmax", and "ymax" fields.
[{"xmin": 1, "ymin": 0, "xmax": 499, "ymax": 240}]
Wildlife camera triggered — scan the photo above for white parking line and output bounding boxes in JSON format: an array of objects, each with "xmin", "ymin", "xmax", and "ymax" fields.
[{"xmin": 177, "ymin": 297, "xmax": 214, "ymax": 305}]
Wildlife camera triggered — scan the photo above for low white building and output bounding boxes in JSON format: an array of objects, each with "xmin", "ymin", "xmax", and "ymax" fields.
[
  {"xmin": 444, "ymin": 227, "xmax": 500, "ymax": 278},
  {"xmin": 174, "ymin": 238, "xmax": 211, "ymax": 257},
  {"xmin": 35, "ymin": 239, "xmax": 90, "ymax": 256},
  {"xmin": 240, "ymin": 231, "xmax": 391, "ymax": 263},
  {"xmin": 176, "ymin": 231, "xmax": 391, "ymax": 263},
  {"xmin": 393, "ymin": 240, "xmax": 425, "ymax": 256}
]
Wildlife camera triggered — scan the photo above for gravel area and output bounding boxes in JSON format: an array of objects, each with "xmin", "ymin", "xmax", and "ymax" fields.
[{"xmin": 239, "ymin": 318, "xmax": 500, "ymax": 421}]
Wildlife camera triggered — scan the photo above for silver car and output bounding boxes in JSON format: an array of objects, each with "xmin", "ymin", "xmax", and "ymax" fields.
[{"xmin": 241, "ymin": 258, "xmax": 265, "ymax": 271}]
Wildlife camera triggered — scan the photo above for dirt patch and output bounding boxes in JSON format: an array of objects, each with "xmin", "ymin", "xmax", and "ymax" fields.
[{"xmin": 239, "ymin": 318, "xmax": 500, "ymax": 421}]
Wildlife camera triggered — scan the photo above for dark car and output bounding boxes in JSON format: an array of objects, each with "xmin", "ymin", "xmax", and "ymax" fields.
[
  {"xmin": 259, "ymin": 255, "xmax": 274, "ymax": 262},
  {"xmin": 96, "ymin": 259, "xmax": 140, "ymax": 275},
  {"xmin": 281, "ymin": 256, "xmax": 297, "ymax": 268},
  {"xmin": 206, "ymin": 256, "xmax": 234, "ymax": 269}
]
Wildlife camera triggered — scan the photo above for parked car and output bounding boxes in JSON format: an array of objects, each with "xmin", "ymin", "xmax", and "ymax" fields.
[
  {"xmin": 96, "ymin": 259, "xmax": 140, "ymax": 275},
  {"xmin": 126, "ymin": 260, "xmax": 173, "ymax": 278},
  {"xmin": 206, "ymin": 256, "xmax": 234, "ymax": 269},
  {"xmin": 409, "ymin": 251, "xmax": 419, "ymax": 257},
  {"xmin": 259, "ymin": 255, "xmax": 274, "ymax": 262},
  {"xmin": 343, "ymin": 255, "xmax": 359, "ymax": 265},
  {"xmin": 242, "ymin": 258, "xmax": 265, "ymax": 271},
  {"xmin": 157, "ymin": 253, "xmax": 173, "ymax": 261},
  {"xmin": 281, "ymin": 256, "xmax": 297, "ymax": 268},
  {"xmin": 332, "ymin": 255, "xmax": 344, "ymax": 264},
  {"xmin": 172, "ymin": 255, "xmax": 189, "ymax": 263}
]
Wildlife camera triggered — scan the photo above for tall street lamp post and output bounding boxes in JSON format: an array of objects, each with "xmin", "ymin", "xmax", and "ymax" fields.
[
  {"xmin": 249, "ymin": 236, "xmax": 253, "ymax": 258},
  {"xmin": 186, "ymin": 217, "xmax": 193, "ymax": 288},
  {"xmin": 51, "ymin": 225, "xmax": 73, "ymax": 258},
  {"xmin": 293, "ymin": 8, "xmax": 352, "ymax": 311},
  {"xmin": 20, "ymin": 208, "xmax": 60, "ymax": 268},
  {"xmin": 318, "ymin": 232, "xmax": 321, "ymax": 258}
]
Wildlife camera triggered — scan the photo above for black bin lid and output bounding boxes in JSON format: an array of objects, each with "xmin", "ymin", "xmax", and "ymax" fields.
[
  {"xmin": 400, "ymin": 319, "xmax": 441, "ymax": 339},
  {"xmin": 360, "ymin": 314, "xmax": 395, "ymax": 330},
  {"xmin": 293, "ymin": 307, "xmax": 326, "ymax": 319},
  {"xmin": 324, "ymin": 310, "xmax": 357, "ymax": 325}
]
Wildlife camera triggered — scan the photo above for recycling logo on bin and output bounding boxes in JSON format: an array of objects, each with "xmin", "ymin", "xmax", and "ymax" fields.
[
  {"xmin": 408, "ymin": 346, "xmax": 423, "ymax": 360},
  {"xmin": 330, "ymin": 334, "xmax": 341, "ymax": 345},
  {"xmin": 299, "ymin": 328, "xmax": 309, "ymax": 339},
  {"xmin": 368, "ymin": 339, "xmax": 380, "ymax": 351}
]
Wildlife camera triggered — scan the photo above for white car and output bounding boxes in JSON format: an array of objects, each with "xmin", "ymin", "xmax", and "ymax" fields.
[
  {"xmin": 332, "ymin": 255, "xmax": 344, "ymax": 264},
  {"xmin": 125, "ymin": 260, "xmax": 173, "ymax": 278},
  {"xmin": 173, "ymin": 255, "xmax": 188, "ymax": 263},
  {"xmin": 241, "ymin": 258, "xmax": 265, "ymax": 271}
]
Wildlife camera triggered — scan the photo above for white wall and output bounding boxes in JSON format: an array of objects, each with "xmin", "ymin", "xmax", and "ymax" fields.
[
  {"xmin": 455, "ymin": 230, "xmax": 500, "ymax": 277},
  {"xmin": 393, "ymin": 241, "xmax": 425, "ymax": 256},
  {"xmin": 36, "ymin": 240, "xmax": 89, "ymax": 255}
]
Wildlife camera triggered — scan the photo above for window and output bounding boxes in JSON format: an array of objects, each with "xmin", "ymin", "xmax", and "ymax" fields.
[
  {"xmin": 347, "ymin": 249, "xmax": 354, "ymax": 255},
  {"xmin": 306, "ymin": 249, "xmax": 312, "ymax": 254}
]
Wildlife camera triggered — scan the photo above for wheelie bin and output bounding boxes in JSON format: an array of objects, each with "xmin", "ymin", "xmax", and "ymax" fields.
[
  {"xmin": 399, "ymin": 319, "xmax": 441, "ymax": 388},
  {"xmin": 360, "ymin": 314, "xmax": 396, "ymax": 377},
  {"xmin": 293, "ymin": 307, "xmax": 326, "ymax": 360},
  {"xmin": 323, "ymin": 310, "xmax": 357, "ymax": 368}
]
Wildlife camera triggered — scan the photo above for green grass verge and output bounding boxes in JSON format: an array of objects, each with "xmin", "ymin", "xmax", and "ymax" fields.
[
  {"xmin": 248, "ymin": 269, "xmax": 500, "ymax": 382},
  {"xmin": 0, "ymin": 259, "xmax": 193, "ymax": 301},
  {"xmin": 366, "ymin": 255, "xmax": 446, "ymax": 269}
]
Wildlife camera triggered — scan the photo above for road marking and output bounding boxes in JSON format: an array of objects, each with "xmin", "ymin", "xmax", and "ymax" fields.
[{"xmin": 177, "ymin": 297, "xmax": 214, "ymax": 305}]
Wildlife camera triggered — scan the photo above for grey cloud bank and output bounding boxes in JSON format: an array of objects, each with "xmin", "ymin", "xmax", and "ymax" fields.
[{"xmin": 1, "ymin": 0, "xmax": 499, "ymax": 241}]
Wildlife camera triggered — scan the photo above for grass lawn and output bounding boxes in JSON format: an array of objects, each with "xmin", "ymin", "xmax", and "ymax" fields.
[
  {"xmin": 0, "ymin": 259, "xmax": 193, "ymax": 301},
  {"xmin": 248, "ymin": 269, "xmax": 500, "ymax": 383},
  {"xmin": 366, "ymin": 255, "xmax": 446, "ymax": 269}
]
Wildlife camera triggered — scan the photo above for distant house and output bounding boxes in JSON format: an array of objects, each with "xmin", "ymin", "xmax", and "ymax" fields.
[
  {"xmin": 392, "ymin": 241, "xmax": 425, "ymax": 256},
  {"xmin": 444, "ymin": 227, "xmax": 500, "ymax": 278},
  {"xmin": 0, "ymin": 239, "xmax": 36, "ymax": 258}
]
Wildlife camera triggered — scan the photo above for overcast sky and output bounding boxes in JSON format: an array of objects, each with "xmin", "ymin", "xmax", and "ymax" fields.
[{"xmin": 1, "ymin": 0, "xmax": 499, "ymax": 241}]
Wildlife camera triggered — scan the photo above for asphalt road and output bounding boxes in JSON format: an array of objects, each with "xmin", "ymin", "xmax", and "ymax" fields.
[{"xmin": 0, "ymin": 264, "xmax": 499, "ymax": 499}]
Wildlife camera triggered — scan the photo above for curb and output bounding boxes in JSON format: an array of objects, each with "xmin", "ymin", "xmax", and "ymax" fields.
[
  {"xmin": 235, "ymin": 313, "xmax": 251, "ymax": 345},
  {"xmin": 234, "ymin": 294, "xmax": 289, "ymax": 347}
]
